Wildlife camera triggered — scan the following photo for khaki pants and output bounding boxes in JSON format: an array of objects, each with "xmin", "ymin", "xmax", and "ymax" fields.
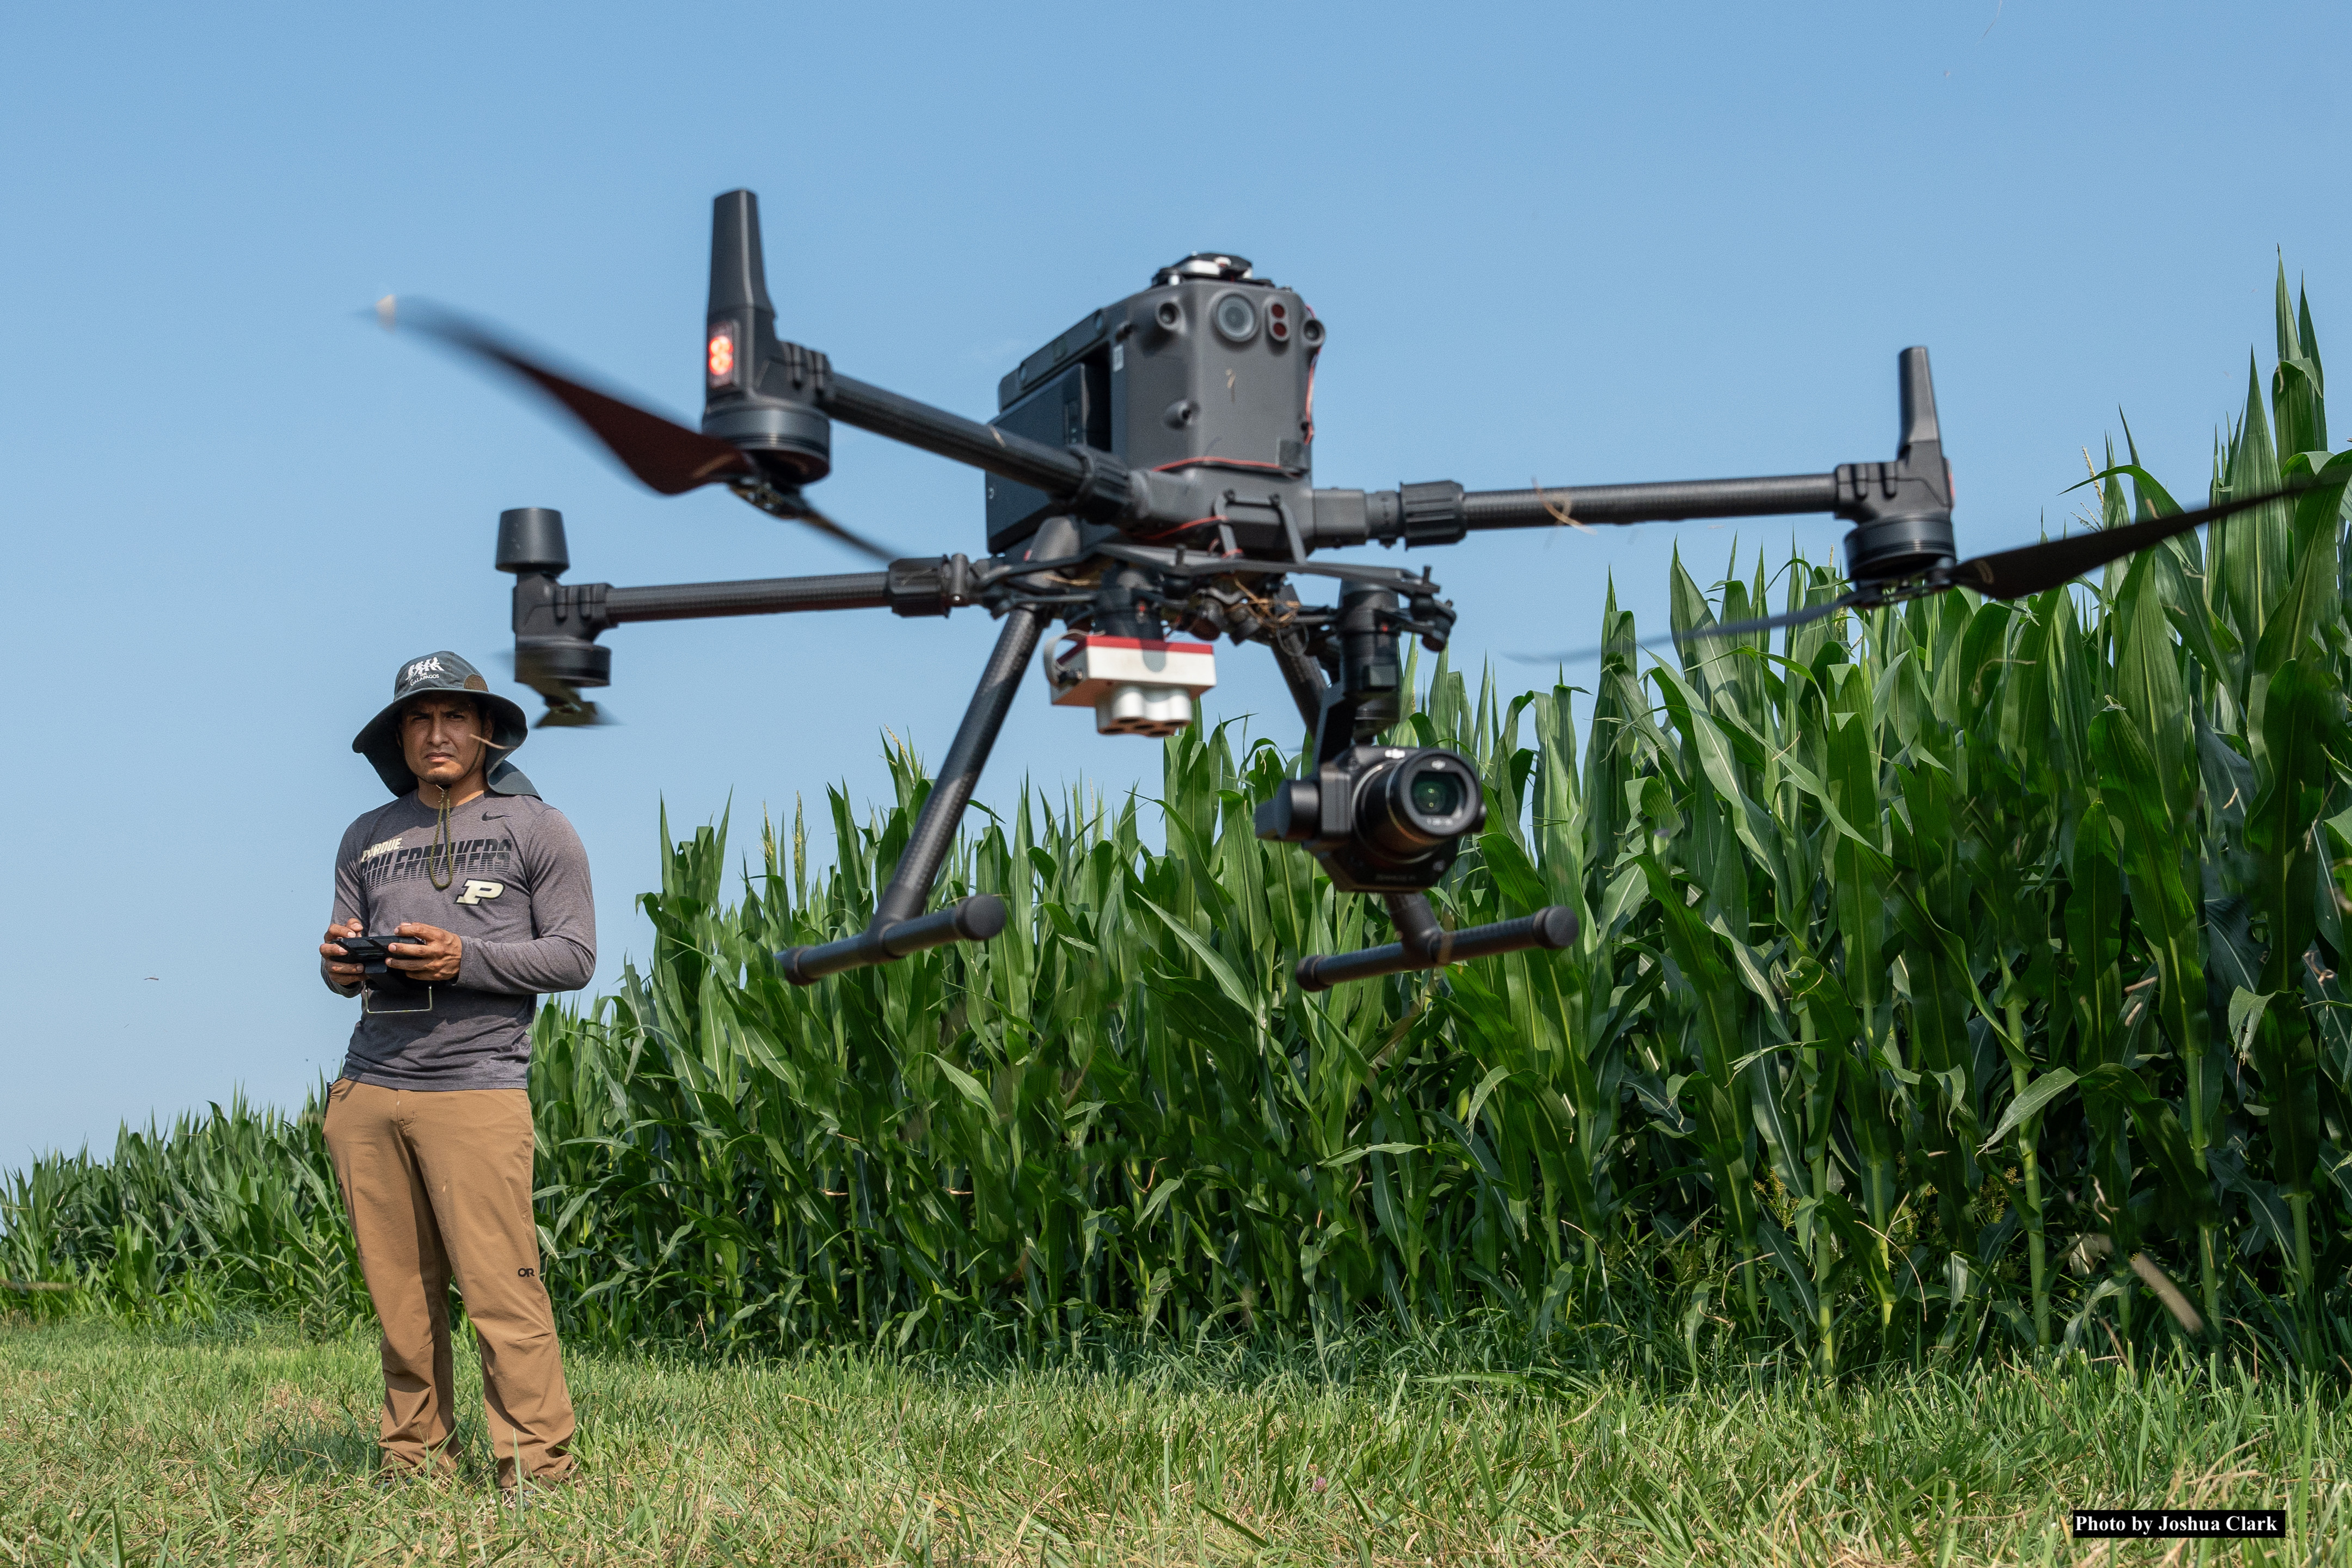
[{"xmin": 322, "ymin": 1079, "xmax": 575, "ymax": 1486}]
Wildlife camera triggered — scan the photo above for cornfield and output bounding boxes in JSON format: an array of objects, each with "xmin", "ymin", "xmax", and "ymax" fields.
[{"xmin": 10, "ymin": 267, "xmax": 2352, "ymax": 1374}]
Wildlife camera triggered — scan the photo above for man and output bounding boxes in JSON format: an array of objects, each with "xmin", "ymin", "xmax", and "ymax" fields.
[{"xmin": 317, "ymin": 650, "xmax": 594, "ymax": 1496}]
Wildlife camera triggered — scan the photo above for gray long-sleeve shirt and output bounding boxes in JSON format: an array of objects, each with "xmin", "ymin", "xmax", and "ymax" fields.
[{"xmin": 324, "ymin": 791, "xmax": 596, "ymax": 1091}]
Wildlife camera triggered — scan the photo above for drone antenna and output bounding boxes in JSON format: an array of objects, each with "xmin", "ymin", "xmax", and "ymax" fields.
[
  {"xmin": 703, "ymin": 189, "xmax": 832, "ymax": 482},
  {"xmin": 709, "ymin": 189, "xmax": 776, "ymax": 316},
  {"xmin": 1897, "ymin": 345, "xmax": 1942, "ymax": 457}
]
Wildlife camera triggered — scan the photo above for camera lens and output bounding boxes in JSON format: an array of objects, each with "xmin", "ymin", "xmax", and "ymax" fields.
[
  {"xmin": 1410, "ymin": 772, "xmax": 1463, "ymax": 817},
  {"xmin": 1212, "ymin": 292, "xmax": 1258, "ymax": 343},
  {"xmin": 1358, "ymin": 750, "xmax": 1483, "ymax": 859}
]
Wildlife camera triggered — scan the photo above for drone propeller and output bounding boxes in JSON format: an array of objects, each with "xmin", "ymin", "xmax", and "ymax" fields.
[
  {"xmin": 530, "ymin": 687, "xmax": 613, "ymax": 729},
  {"xmin": 379, "ymin": 296, "xmax": 752, "ymax": 494},
  {"xmin": 727, "ymin": 475, "xmax": 896, "ymax": 563},
  {"xmin": 1512, "ymin": 595, "xmax": 1851, "ymax": 668},
  {"xmin": 1940, "ymin": 482, "xmax": 2313, "ymax": 601},
  {"xmin": 1668, "ymin": 591, "xmax": 1868, "ymax": 647},
  {"xmin": 1697, "ymin": 476, "xmax": 2342, "ymax": 643},
  {"xmin": 1520, "ymin": 471, "xmax": 2348, "ymax": 662},
  {"xmin": 375, "ymin": 296, "xmax": 894, "ymax": 562}
]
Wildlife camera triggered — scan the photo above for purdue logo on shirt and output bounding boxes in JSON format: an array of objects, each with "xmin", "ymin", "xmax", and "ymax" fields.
[{"xmin": 456, "ymin": 880, "xmax": 506, "ymax": 905}]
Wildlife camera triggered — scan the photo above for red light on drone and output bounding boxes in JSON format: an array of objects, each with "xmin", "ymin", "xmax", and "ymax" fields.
[{"xmin": 707, "ymin": 324, "xmax": 738, "ymax": 385}]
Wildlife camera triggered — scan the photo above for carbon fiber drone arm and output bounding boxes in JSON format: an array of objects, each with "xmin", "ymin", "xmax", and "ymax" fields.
[
  {"xmin": 818, "ymin": 374, "xmax": 1200, "ymax": 528},
  {"xmin": 1303, "ymin": 348, "xmax": 1955, "ymax": 582},
  {"xmin": 600, "ymin": 557, "xmax": 972, "ymax": 623},
  {"xmin": 1305, "ymin": 474, "xmax": 1842, "ymax": 545},
  {"xmin": 511, "ymin": 557, "xmax": 974, "ymax": 642},
  {"xmin": 498, "ymin": 506, "xmax": 983, "ymax": 725}
]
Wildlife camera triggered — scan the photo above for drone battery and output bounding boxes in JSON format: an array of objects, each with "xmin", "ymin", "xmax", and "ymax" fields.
[
  {"xmin": 987, "ymin": 355, "xmax": 1111, "ymax": 552},
  {"xmin": 1043, "ymin": 635, "xmax": 1215, "ymax": 739}
]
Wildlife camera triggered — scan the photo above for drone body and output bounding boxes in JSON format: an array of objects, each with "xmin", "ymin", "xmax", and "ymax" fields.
[
  {"xmin": 395, "ymin": 187, "xmax": 2330, "ymax": 990},
  {"xmin": 985, "ymin": 253, "xmax": 1318, "ymax": 558}
]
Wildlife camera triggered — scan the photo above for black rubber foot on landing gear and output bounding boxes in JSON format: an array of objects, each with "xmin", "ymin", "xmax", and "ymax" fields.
[{"xmin": 1294, "ymin": 905, "xmax": 1576, "ymax": 992}]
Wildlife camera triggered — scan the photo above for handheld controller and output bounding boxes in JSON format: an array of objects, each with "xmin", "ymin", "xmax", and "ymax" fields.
[{"xmin": 334, "ymin": 936, "xmax": 429, "ymax": 982}]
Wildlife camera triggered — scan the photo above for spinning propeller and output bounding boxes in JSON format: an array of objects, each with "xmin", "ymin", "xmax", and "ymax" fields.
[
  {"xmin": 1524, "ymin": 466, "xmax": 2352, "ymax": 662},
  {"xmin": 373, "ymin": 192, "xmax": 893, "ymax": 564}
]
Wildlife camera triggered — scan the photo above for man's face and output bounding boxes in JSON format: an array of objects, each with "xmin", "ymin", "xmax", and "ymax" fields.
[{"xmin": 400, "ymin": 694, "xmax": 488, "ymax": 790}]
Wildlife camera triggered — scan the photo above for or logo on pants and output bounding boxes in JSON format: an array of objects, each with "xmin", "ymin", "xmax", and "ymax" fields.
[{"xmin": 456, "ymin": 880, "xmax": 505, "ymax": 905}]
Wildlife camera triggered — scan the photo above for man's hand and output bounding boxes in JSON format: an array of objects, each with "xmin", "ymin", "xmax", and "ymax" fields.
[
  {"xmin": 320, "ymin": 918, "xmax": 365, "ymax": 989},
  {"xmin": 388, "ymin": 922, "xmax": 463, "ymax": 983}
]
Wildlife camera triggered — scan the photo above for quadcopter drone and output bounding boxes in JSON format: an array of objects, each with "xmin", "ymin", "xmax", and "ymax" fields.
[{"xmin": 387, "ymin": 189, "xmax": 2322, "ymax": 991}]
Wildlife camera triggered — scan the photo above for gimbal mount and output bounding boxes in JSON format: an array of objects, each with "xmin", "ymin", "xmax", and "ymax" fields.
[{"xmin": 420, "ymin": 187, "xmax": 1964, "ymax": 991}]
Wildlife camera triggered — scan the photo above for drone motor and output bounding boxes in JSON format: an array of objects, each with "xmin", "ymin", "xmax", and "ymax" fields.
[{"xmin": 703, "ymin": 190, "xmax": 832, "ymax": 483}]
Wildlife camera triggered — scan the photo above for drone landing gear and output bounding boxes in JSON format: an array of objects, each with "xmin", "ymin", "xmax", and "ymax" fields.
[
  {"xmin": 774, "ymin": 605, "xmax": 1044, "ymax": 985},
  {"xmin": 1296, "ymin": 894, "xmax": 1577, "ymax": 992}
]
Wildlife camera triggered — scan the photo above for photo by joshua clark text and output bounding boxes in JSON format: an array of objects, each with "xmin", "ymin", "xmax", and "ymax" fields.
[{"xmin": 2071, "ymin": 1511, "xmax": 2286, "ymax": 1540}]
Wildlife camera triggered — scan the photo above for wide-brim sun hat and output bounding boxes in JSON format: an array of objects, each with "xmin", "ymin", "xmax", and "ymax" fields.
[{"xmin": 352, "ymin": 650, "xmax": 537, "ymax": 798}]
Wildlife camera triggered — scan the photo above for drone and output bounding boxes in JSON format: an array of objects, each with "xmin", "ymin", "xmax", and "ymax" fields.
[{"xmin": 386, "ymin": 189, "xmax": 2329, "ymax": 992}]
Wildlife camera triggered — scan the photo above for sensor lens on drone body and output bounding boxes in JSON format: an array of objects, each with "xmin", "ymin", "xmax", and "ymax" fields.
[{"xmin": 1212, "ymin": 293, "xmax": 1258, "ymax": 343}]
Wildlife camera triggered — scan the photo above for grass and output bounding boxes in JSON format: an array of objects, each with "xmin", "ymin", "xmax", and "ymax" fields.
[{"xmin": 3, "ymin": 1316, "xmax": 2347, "ymax": 1565}]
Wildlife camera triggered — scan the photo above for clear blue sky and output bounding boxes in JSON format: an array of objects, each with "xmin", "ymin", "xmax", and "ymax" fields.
[{"xmin": 3, "ymin": 2, "xmax": 2345, "ymax": 1165}]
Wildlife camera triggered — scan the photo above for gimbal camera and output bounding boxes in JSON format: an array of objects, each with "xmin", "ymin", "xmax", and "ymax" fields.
[{"xmin": 395, "ymin": 189, "xmax": 2325, "ymax": 990}]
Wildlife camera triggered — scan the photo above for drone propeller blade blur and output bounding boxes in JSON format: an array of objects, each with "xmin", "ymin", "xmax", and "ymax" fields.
[
  {"xmin": 1949, "ymin": 475, "xmax": 2341, "ymax": 599},
  {"xmin": 1672, "ymin": 594, "xmax": 1863, "ymax": 645},
  {"xmin": 531, "ymin": 690, "xmax": 614, "ymax": 728},
  {"xmin": 1528, "ymin": 469, "xmax": 2351, "ymax": 662},
  {"xmin": 795, "ymin": 496, "xmax": 894, "ymax": 564},
  {"xmin": 728, "ymin": 478, "xmax": 895, "ymax": 563},
  {"xmin": 1671, "ymin": 481, "xmax": 2321, "ymax": 644},
  {"xmin": 1514, "ymin": 593, "xmax": 1860, "ymax": 664},
  {"xmin": 379, "ymin": 296, "xmax": 754, "ymax": 495}
]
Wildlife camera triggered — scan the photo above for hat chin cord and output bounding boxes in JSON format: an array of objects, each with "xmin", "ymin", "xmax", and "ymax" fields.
[{"xmin": 416, "ymin": 731, "xmax": 498, "ymax": 890}]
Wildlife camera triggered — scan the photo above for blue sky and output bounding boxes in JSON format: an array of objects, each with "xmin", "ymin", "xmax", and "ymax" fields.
[{"xmin": 3, "ymin": 2, "xmax": 2346, "ymax": 1164}]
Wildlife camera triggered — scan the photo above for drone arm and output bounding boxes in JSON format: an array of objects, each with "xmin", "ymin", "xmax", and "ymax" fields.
[
  {"xmin": 821, "ymin": 374, "xmax": 1168, "ymax": 522},
  {"xmin": 1306, "ymin": 475, "xmax": 1841, "ymax": 548},
  {"xmin": 503, "ymin": 527, "xmax": 973, "ymax": 716},
  {"xmin": 1309, "ymin": 349, "xmax": 1953, "ymax": 575},
  {"xmin": 599, "ymin": 557, "xmax": 974, "ymax": 624},
  {"xmin": 602, "ymin": 572, "xmax": 887, "ymax": 622},
  {"xmin": 1457, "ymin": 475, "xmax": 1843, "ymax": 531}
]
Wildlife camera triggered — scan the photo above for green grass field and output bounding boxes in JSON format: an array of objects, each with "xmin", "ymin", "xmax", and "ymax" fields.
[{"xmin": 1, "ymin": 1316, "xmax": 2343, "ymax": 1566}]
